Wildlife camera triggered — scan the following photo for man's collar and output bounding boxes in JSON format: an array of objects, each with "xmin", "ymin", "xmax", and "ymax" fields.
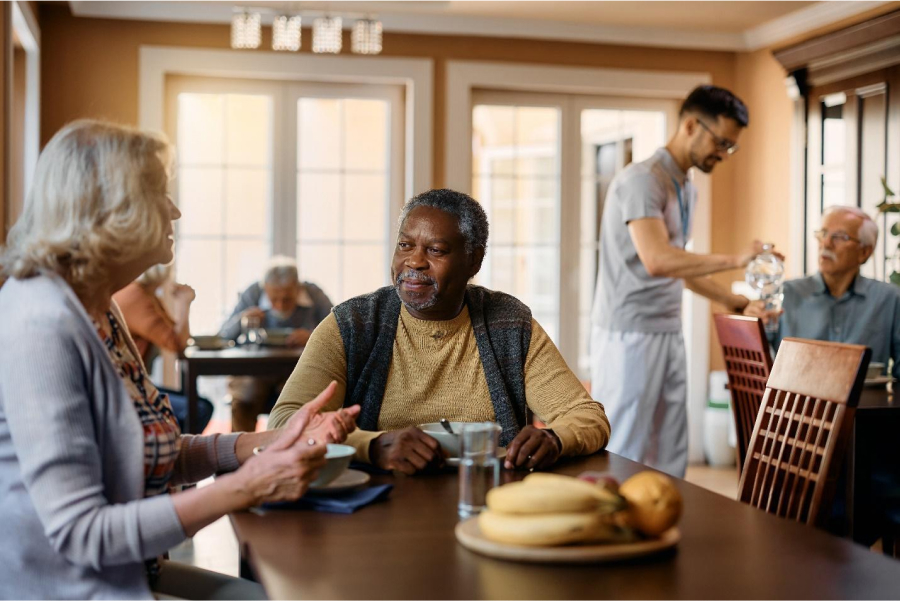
[
  {"xmin": 657, "ymin": 147, "xmax": 688, "ymax": 186},
  {"xmin": 815, "ymin": 272, "xmax": 867, "ymax": 297}
]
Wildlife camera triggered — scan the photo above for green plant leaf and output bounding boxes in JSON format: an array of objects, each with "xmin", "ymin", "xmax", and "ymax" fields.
[
  {"xmin": 883, "ymin": 176, "xmax": 897, "ymax": 199},
  {"xmin": 878, "ymin": 202, "xmax": 900, "ymax": 213},
  {"xmin": 890, "ymin": 271, "xmax": 900, "ymax": 286},
  {"xmin": 892, "ymin": 222, "xmax": 900, "ymax": 237}
]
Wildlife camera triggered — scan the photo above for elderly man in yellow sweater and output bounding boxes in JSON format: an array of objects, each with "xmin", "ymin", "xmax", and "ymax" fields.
[{"xmin": 268, "ymin": 189, "xmax": 610, "ymax": 474}]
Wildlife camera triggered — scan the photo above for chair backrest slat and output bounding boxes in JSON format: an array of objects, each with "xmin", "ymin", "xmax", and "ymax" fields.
[
  {"xmin": 738, "ymin": 338, "xmax": 870, "ymax": 527},
  {"xmin": 713, "ymin": 314, "xmax": 773, "ymax": 471}
]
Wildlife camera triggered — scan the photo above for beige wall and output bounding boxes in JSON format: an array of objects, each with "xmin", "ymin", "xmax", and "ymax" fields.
[
  {"xmin": 39, "ymin": 4, "xmax": 803, "ymax": 372},
  {"xmin": 707, "ymin": 49, "xmax": 795, "ymax": 371}
]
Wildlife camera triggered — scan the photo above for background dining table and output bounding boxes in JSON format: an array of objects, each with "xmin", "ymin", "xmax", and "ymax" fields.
[
  {"xmin": 230, "ymin": 452, "xmax": 900, "ymax": 600},
  {"xmin": 178, "ymin": 345, "xmax": 303, "ymax": 433}
]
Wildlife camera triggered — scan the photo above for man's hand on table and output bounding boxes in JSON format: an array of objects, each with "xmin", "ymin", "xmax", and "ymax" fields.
[
  {"xmin": 286, "ymin": 328, "xmax": 312, "ymax": 347},
  {"xmin": 370, "ymin": 427, "xmax": 443, "ymax": 475},
  {"xmin": 505, "ymin": 425, "xmax": 561, "ymax": 471},
  {"xmin": 742, "ymin": 299, "xmax": 782, "ymax": 327}
]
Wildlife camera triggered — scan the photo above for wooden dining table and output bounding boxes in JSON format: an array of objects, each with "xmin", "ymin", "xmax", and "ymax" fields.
[
  {"xmin": 844, "ymin": 384, "xmax": 900, "ymax": 545},
  {"xmin": 177, "ymin": 346, "xmax": 303, "ymax": 433},
  {"xmin": 230, "ymin": 452, "xmax": 900, "ymax": 599}
]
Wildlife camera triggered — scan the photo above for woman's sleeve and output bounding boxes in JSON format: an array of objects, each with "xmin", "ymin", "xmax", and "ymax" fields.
[
  {"xmin": 171, "ymin": 433, "xmax": 242, "ymax": 486},
  {"xmin": 0, "ymin": 316, "xmax": 187, "ymax": 570}
]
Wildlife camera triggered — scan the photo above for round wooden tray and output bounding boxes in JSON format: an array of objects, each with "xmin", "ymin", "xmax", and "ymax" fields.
[{"xmin": 455, "ymin": 516, "xmax": 680, "ymax": 564}]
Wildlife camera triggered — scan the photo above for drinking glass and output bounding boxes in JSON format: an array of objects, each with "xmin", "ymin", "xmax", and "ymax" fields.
[
  {"xmin": 240, "ymin": 314, "xmax": 263, "ymax": 348},
  {"xmin": 458, "ymin": 422, "xmax": 501, "ymax": 519}
]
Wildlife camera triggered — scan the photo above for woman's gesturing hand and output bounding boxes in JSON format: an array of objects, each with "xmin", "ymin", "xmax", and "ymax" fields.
[{"xmin": 284, "ymin": 381, "xmax": 361, "ymax": 445}]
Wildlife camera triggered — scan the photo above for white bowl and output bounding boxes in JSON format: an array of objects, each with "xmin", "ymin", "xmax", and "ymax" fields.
[
  {"xmin": 867, "ymin": 362, "xmax": 886, "ymax": 380},
  {"xmin": 419, "ymin": 422, "xmax": 465, "ymax": 458},
  {"xmin": 311, "ymin": 444, "xmax": 355, "ymax": 487}
]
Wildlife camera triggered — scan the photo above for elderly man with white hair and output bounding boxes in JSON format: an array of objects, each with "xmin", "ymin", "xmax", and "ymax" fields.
[
  {"xmin": 220, "ymin": 256, "xmax": 333, "ymax": 431},
  {"xmin": 761, "ymin": 205, "xmax": 900, "ymax": 380}
]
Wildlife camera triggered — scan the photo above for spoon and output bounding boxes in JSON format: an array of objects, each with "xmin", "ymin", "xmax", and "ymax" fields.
[{"xmin": 440, "ymin": 418, "xmax": 456, "ymax": 435}]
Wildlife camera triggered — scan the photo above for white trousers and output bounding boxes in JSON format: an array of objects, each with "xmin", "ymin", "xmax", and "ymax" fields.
[{"xmin": 590, "ymin": 327, "xmax": 688, "ymax": 477}]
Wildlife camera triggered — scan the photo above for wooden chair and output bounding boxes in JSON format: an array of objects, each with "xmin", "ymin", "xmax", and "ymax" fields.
[
  {"xmin": 738, "ymin": 338, "xmax": 870, "ymax": 527},
  {"xmin": 713, "ymin": 314, "xmax": 773, "ymax": 470}
]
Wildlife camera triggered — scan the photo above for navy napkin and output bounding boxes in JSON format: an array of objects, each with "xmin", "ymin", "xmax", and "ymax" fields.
[{"xmin": 265, "ymin": 484, "xmax": 393, "ymax": 514}]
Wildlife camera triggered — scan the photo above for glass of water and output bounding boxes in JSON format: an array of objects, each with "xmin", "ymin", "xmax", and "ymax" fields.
[{"xmin": 458, "ymin": 422, "xmax": 501, "ymax": 519}]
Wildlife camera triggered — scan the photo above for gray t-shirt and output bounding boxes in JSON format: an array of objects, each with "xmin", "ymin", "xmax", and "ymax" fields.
[{"xmin": 591, "ymin": 147, "xmax": 697, "ymax": 333}]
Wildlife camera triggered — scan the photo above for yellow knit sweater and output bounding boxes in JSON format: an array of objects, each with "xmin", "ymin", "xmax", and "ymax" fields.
[{"xmin": 269, "ymin": 305, "xmax": 610, "ymax": 462}]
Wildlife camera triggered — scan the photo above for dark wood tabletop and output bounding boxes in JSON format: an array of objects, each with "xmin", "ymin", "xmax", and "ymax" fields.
[{"xmin": 230, "ymin": 453, "xmax": 900, "ymax": 599}]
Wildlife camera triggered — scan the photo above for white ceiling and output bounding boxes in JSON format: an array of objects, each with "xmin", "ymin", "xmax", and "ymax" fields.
[{"xmin": 68, "ymin": 1, "xmax": 891, "ymax": 51}]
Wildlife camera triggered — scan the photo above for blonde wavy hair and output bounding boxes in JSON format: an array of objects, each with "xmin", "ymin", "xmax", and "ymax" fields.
[{"xmin": 1, "ymin": 120, "xmax": 173, "ymax": 288}]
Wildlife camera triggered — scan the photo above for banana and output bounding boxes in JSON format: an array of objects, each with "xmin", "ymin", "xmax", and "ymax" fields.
[
  {"xmin": 486, "ymin": 481, "xmax": 602, "ymax": 514},
  {"xmin": 523, "ymin": 473, "xmax": 624, "ymax": 507},
  {"xmin": 478, "ymin": 509, "xmax": 606, "ymax": 546}
]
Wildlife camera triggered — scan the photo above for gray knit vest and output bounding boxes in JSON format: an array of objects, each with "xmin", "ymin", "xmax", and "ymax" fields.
[{"xmin": 332, "ymin": 285, "xmax": 532, "ymax": 447}]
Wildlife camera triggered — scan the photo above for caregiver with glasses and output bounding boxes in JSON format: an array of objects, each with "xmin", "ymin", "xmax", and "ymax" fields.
[{"xmin": 0, "ymin": 120, "xmax": 359, "ymax": 599}]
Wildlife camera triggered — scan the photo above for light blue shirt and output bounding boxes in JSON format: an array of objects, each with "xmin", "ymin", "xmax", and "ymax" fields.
[{"xmin": 772, "ymin": 273, "xmax": 900, "ymax": 379}]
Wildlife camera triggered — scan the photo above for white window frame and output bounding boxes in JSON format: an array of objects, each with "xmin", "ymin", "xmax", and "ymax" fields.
[
  {"xmin": 140, "ymin": 46, "xmax": 433, "ymax": 201},
  {"xmin": 447, "ymin": 60, "xmax": 713, "ymax": 465}
]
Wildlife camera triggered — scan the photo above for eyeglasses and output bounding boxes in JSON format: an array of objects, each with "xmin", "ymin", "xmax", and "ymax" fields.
[
  {"xmin": 814, "ymin": 229, "xmax": 860, "ymax": 245},
  {"xmin": 696, "ymin": 119, "xmax": 739, "ymax": 155}
]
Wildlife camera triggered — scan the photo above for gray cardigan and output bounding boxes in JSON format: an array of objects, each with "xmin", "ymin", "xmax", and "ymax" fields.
[{"xmin": 0, "ymin": 273, "xmax": 241, "ymax": 599}]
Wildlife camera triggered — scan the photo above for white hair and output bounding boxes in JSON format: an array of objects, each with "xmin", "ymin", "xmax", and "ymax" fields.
[
  {"xmin": 137, "ymin": 263, "xmax": 173, "ymax": 290},
  {"xmin": 262, "ymin": 255, "xmax": 300, "ymax": 287},
  {"xmin": 823, "ymin": 205, "xmax": 878, "ymax": 248},
  {"xmin": 1, "ymin": 120, "xmax": 173, "ymax": 288}
]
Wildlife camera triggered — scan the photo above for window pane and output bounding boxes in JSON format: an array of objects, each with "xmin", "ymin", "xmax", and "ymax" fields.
[
  {"xmin": 177, "ymin": 94, "xmax": 225, "ymax": 165},
  {"xmin": 226, "ymin": 95, "xmax": 272, "ymax": 167},
  {"xmin": 344, "ymin": 99, "xmax": 388, "ymax": 171},
  {"xmin": 342, "ymin": 243, "xmax": 386, "ymax": 299},
  {"xmin": 473, "ymin": 105, "xmax": 515, "ymax": 177},
  {"xmin": 224, "ymin": 240, "xmax": 268, "ymax": 310},
  {"xmin": 177, "ymin": 167, "xmax": 223, "ymax": 236},
  {"xmin": 298, "ymin": 173, "xmax": 341, "ymax": 241},
  {"xmin": 298, "ymin": 242, "xmax": 341, "ymax": 303},
  {"xmin": 298, "ymin": 98, "xmax": 341, "ymax": 170},
  {"xmin": 472, "ymin": 103, "xmax": 561, "ymax": 342},
  {"xmin": 343, "ymin": 174, "xmax": 386, "ymax": 241},
  {"xmin": 176, "ymin": 240, "xmax": 223, "ymax": 335},
  {"xmin": 225, "ymin": 168, "xmax": 270, "ymax": 238}
]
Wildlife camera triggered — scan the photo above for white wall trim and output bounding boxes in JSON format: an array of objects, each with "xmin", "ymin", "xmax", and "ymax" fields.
[
  {"xmin": 138, "ymin": 46, "xmax": 433, "ymax": 198},
  {"xmin": 446, "ymin": 60, "xmax": 713, "ymax": 464},
  {"xmin": 12, "ymin": 0, "xmax": 40, "ymax": 202},
  {"xmin": 74, "ymin": 0, "xmax": 890, "ymax": 53}
]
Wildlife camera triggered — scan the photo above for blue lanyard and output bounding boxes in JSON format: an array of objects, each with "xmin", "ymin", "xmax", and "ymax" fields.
[{"xmin": 670, "ymin": 176, "xmax": 690, "ymax": 249}]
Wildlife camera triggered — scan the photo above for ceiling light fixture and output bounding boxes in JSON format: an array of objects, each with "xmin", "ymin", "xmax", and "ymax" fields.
[
  {"xmin": 272, "ymin": 15, "xmax": 302, "ymax": 51},
  {"xmin": 351, "ymin": 18, "xmax": 382, "ymax": 55},
  {"xmin": 312, "ymin": 16, "xmax": 343, "ymax": 54},
  {"xmin": 231, "ymin": 9, "xmax": 261, "ymax": 50}
]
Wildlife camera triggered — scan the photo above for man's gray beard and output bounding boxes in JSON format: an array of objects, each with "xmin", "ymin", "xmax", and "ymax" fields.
[{"xmin": 394, "ymin": 271, "xmax": 440, "ymax": 311}]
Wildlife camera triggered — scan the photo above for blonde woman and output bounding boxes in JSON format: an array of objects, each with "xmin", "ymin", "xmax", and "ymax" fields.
[
  {"xmin": 0, "ymin": 120, "xmax": 359, "ymax": 599},
  {"xmin": 115, "ymin": 263, "xmax": 214, "ymax": 432}
]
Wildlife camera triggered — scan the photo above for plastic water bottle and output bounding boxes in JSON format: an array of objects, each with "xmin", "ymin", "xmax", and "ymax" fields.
[{"xmin": 745, "ymin": 243, "xmax": 784, "ymax": 334}]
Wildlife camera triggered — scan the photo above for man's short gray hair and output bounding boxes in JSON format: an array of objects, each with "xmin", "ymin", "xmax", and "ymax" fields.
[
  {"xmin": 262, "ymin": 255, "xmax": 300, "ymax": 287},
  {"xmin": 398, "ymin": 189, "xmax": 489, "ymax": 256},
  {"xmin": 823, "ymin": 205, "xmax": 879, "ymax": 248}
]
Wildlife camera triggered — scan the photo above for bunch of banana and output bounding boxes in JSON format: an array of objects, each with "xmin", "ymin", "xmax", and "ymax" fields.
[{"xmin": 478, "ymin": 473, "xmax": 634, "ymax": 547}]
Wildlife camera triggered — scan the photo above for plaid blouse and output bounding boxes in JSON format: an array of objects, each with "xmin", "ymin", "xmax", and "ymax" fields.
[{"xmin": 93, "ymin": 311, "xmax": 182, "ymax": 497}]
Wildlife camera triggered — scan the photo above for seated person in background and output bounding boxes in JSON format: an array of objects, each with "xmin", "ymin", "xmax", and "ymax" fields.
[
  {"xmin": 114, "ymin": 263, "xmax": 214, "ymax": 433},
  {"xmin": 220, "ymin": 256, "xmax": 333, "ymax": 432},
  {"xmin": 753, "ymin": 205, "xmax": 900, "ymax": 379},
  {"xmin": 268, "ymin": 189, "xmax": 611, "ymax": 474}
]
